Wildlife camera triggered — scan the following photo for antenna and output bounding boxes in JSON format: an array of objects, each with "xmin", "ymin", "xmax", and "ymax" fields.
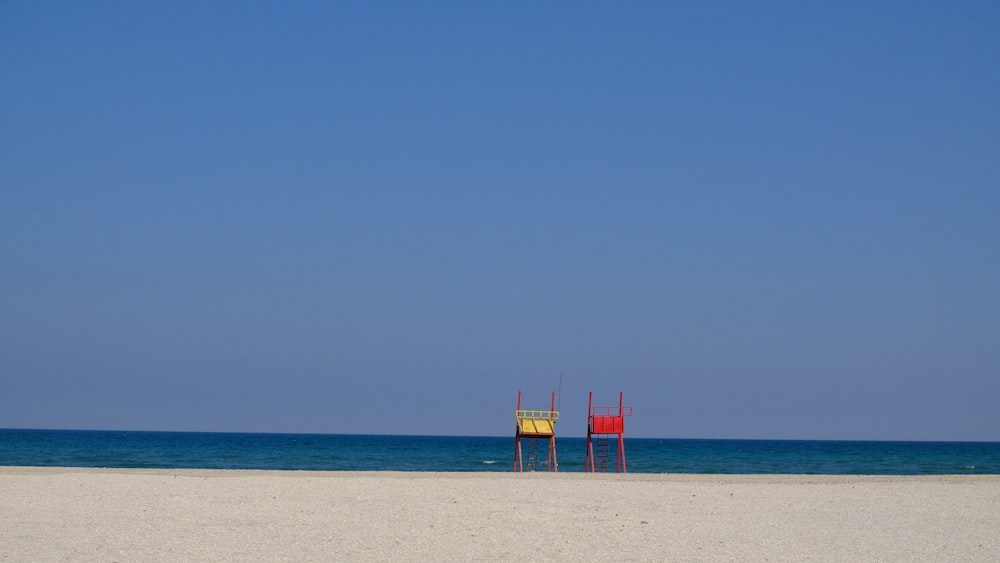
[{"xmin": 557, "ymin": 370, "xmax": 563, "ymax": 412}]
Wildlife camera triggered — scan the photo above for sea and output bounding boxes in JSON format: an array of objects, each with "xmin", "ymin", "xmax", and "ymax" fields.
[{"xmin": 2, "ymin": 429, "xmax": 999, "ymax": 474}]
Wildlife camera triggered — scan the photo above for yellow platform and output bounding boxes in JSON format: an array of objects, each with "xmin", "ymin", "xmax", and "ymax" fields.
[
  {"xmin": 516, "ymin": 409, "xmax": 559, "ymax": 437},
  {"xmin": 519, "ymin": 419, "xmax": 554, "ymax": 436}
]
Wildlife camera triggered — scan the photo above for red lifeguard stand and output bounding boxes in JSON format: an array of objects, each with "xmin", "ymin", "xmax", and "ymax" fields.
[
  {"xmin": 586, "ymin": 392, "xmax": 632, "ymax": 473},
  {"xmin": 513, "ymin": 391, "xmax": 560, "ymax": 472}
]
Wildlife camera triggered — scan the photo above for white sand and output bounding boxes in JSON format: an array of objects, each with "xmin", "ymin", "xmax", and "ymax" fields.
[{"xmin": 1, "ymin": 467, "xmax": 998, "ymax": 562}]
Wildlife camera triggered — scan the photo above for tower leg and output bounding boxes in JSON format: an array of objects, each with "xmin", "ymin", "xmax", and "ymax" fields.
[
  {"xmin": 514, "ymin": 432, "xmax": 522, "ymax": 472},
  {"xmin": 549, "ymin": 435, "xmax": 557, "ymax": 472},
  {"xmin": 619, "ymin": 433, "xmax": 627, "ymax": 473},
  {"xmin": 586, "ymin": 434, "xmax": 593, "ymax": 472}
]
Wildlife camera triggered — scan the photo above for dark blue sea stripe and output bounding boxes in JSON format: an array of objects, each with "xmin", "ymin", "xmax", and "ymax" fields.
[{"xmin": 1, "ymin": 429, "xmax": 999, "ymax": 474}]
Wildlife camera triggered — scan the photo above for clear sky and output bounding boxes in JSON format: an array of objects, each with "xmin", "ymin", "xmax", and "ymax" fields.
[{"xmin": 2, "ymin": 1, "xmax": 998, "ymax": 440}]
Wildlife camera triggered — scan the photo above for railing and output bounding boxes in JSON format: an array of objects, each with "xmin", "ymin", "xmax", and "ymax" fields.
[
  {"xmin": 516, "ymin": 409, "xmax": 560, "ymax": 422},
  {"xmin": 589, "ymin": 405, "xmax": 633, "ymax": 417}
]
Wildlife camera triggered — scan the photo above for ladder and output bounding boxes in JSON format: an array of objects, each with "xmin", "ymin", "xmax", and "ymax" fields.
[
  {"xmin": 525, "ymin": 438, "xmax": 541, "ymax": 471},
  {"xmin": 593, "ymin": 435, "xmax": 610, "ymax": 472}
]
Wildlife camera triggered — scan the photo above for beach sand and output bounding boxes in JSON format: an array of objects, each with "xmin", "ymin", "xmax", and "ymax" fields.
[{"xmin": 1, "ymin": 467, "xmax": 998, "ymax": 562}]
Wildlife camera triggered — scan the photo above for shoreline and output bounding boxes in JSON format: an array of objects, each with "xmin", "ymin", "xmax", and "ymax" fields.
[
  {"xmin": 3, "ymin": 467, "xmax": 998, "ymax": 561},
  {"xmin": 4, "ymin": 465, "xmax": 1000, "ymax": 479}
]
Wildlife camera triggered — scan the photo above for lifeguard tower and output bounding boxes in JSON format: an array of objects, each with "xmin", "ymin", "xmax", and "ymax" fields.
[
  {"xmin": 513, "ymin": 391, "xmax": 560, "ymax": 472},
  {"xmin": 585, "ymin": 392, "xmax": 632, "ymax": 473}
]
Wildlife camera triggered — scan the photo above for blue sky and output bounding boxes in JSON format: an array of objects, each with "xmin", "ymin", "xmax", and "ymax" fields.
[{"xmin": 2, "ymin": 1, "xmax": 998, "ymax": 440}]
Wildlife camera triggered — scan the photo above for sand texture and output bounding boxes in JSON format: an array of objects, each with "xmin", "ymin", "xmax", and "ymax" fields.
[{"xmin": 1, "ymin": 467, "xmax": 998, "ymax": 561}]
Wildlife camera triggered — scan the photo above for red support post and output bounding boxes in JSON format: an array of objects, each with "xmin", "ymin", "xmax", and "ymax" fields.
[{"xmin": 513, "ymin": 391, "xmax": 522, "ymax": 472}]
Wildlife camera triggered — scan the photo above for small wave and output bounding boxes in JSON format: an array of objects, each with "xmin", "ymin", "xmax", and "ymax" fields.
[{"xmin": 482, "ymin": 460, "xmax": 497, "ymax": 464}]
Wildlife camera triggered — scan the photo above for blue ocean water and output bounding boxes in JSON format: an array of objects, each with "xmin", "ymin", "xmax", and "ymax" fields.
[{"xmin": 2, "ymin": 429, "xmax": 999, "ymax": 474}]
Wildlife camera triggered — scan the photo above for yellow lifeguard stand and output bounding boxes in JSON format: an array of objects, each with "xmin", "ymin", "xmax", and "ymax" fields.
[{"xmin": 513, "ymin": 390, "xmax": 560, "ymax": 472}]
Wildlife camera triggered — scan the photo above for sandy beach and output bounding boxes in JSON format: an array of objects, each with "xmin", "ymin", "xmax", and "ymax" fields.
[{"xmin": 1, "ymin": 467, "xmax": 997, "ymax": 562}]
